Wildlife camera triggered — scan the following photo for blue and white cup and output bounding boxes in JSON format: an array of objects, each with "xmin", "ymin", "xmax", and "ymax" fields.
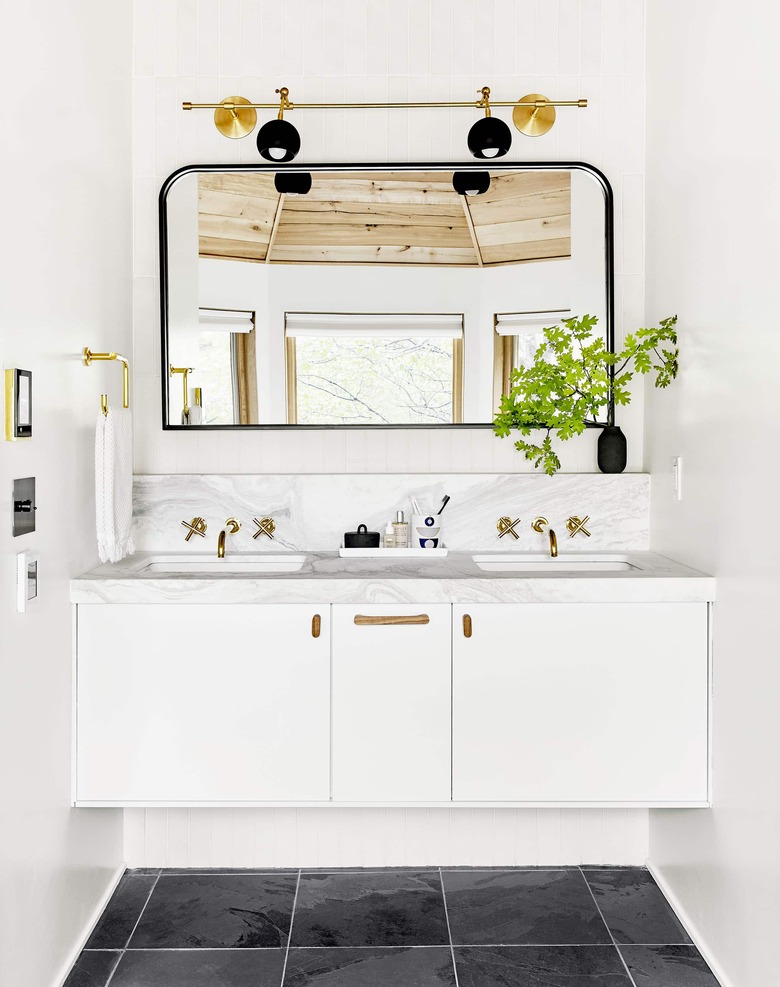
[{"xmin": 411, "ymin": 514, "xmax": 442, "ymax": 549}]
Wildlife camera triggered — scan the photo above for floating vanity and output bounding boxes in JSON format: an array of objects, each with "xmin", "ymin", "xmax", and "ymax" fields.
[{"xmin": 71, "ymin": 547, "xmax": 714, "ymax": 810}]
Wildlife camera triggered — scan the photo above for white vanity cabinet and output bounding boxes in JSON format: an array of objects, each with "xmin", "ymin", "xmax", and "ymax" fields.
[
  {"xmin": 331, "ymin": 604, "xmax": 452, "ymax": 801},
  {"xmin": 452, "ymin": 603, "xmax": 709, "ymax": 804},
  {"xmin": 76, "ymin": 604, "xmax": 330, "ymax": 803}
]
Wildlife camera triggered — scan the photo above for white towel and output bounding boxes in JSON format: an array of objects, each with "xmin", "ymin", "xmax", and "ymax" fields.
[
  {"xmin": 187, "ymin": 403, "xmax": 204, "ymax": 425},
  {"xmin": 95, "ymin": 407, "xmax": 135, "ymax": 563}
]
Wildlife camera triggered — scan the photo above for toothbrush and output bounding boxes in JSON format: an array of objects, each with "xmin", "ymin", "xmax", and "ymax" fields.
[{"xmin": 437, "ymin": 495, "xmax": 450, "ymax": 515}]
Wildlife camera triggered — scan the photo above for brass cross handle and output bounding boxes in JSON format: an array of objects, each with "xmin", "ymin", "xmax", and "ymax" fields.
[
  {"xmin": 497, "ymin": 516, "xmax": 521, "ymax": 539},
  {"xmin": 252, "ymin": 516, "xmax": 276, "ymax": 540},
  {"xmin": 181, "ymin": 517, "xmax": 207, "ymax": 541},
  {"xmin": 566, "ymin": 515, "xmax": 591, "ymax": 538}
]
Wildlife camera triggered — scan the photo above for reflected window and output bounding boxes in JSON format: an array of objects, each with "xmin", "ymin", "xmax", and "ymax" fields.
[
  {"xmin": 285, "ymin": 313, "xmax": 464, "ymax": 425},
  {"xmin": 196, "ymin": 308, "xmax": 257, "ymax": 424},
  {"xmin": 493, "ymin": 310, "xmax": 571, "ymax": 411}
]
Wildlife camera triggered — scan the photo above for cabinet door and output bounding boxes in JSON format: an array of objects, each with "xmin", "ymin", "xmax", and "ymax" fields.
[
  {"xmin": 332, "ymin": 604, "xmax": 451, "ymax": 801},
  {"xmin": 77, "ymin": 604, "xmax": 330, "ymax": 803},
  {"xmin": 453, "ymin": 603, "xmax": 709, "ymax": 803}
]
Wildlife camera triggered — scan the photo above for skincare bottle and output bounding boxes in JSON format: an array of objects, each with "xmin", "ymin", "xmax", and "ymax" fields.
[
  {"xmin": 384, "ymin": 523, "xmax": 396, "ymax": 549},
  {"xmin": 393, "ymin": 510, "xmax": 409, "ymax": 548}
]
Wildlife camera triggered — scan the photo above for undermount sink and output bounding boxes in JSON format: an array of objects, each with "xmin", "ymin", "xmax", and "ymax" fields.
[
  {"xmin": 141, "ymin": 554, "xmax": 307, "ymax": 574},
  {"xmin": 471, "ymin": 554, "xmax": 640, "ymax": 573}
]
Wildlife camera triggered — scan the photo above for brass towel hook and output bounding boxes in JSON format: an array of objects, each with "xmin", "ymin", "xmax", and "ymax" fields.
[
  {"xmin": 170, "ymin": 365, "xmax": 193, "ymax": 417},
  {"xmin": 84, "ymin": 347, "xmax": 130, "ymax": 413}
]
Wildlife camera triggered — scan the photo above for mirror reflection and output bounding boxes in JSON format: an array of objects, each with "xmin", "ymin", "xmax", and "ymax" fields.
[{"xmin": 162, "ymin": 166, "xmax": 611, "ymax": 427}]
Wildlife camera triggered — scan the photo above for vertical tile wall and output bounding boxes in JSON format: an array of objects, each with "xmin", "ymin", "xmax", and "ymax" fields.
[
  {"xmin": 132, "ymin": 0, "xmax": 646, "ymax": 477},
  {"xmin": 128, "ymin": 0, "xmax": 649, "ymax": 866}
]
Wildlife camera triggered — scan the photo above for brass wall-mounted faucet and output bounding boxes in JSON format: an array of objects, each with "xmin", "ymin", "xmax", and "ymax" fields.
[
  {"xmin": 531, "ymin": 516, "xmax": 558, "ymax": 558},
  {"xmin": 217, "ymin": 517, "xmax": 241, "ymax": 558}
]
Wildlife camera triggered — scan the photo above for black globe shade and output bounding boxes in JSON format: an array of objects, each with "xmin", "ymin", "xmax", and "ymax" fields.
[
  {"xmin": 257, "ymin": 118, "xmax": 301, "ymax": 162},
  {"xmin": 467, "ymin": 116, "xmax": 512, "ymax": 159},
  {"xmin": 274, "ymin": 171, "xmax": 312, "ymax": 195},
  {"xmin": 452, "ymin": 171, "xmax": 490, "ymax": 196}
]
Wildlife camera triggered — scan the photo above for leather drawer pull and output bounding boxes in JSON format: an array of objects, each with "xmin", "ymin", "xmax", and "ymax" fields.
[
  {"xmin": 312, "ymin": 614, "xmax": 321, "ymax": 638},
  {"xmin": 354, "ymin": 614, "xmax": 430, "ymax": 626},
  {"xmin": 463, "ymin": 614, "xmax": 473, "ymax": 638}
]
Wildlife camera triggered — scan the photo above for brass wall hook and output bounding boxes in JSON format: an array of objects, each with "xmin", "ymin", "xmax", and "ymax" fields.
[
  {"xmin": 84, "ymin": 347, "xmax": 130, "ymax": 411},
  {"xmin": 253, "ymin": 516, "xmax": 276, "ymax": 540},
  {"xmin": 169, "ymin": 365, "xmax": 193, "ymax": 416},
  {"xmin": 181, "ymin": 517, "xmax": 207, "ymax": 541},
  {"xmin": 566, "ymin": 515, "xmax": 591, "ymax": 538},
  {"xmin": 497, "ymin": 516, "xmax": 520, "ymax": 540}
]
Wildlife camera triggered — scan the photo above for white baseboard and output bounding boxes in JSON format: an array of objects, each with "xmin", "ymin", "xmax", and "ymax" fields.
[
  {"xmin": 53, "ymin": 862, "xmax": 126, "ymax": 987},
  {"xmin": 645, "ymin": 860, "xmax": 734, "ymax": 987}
]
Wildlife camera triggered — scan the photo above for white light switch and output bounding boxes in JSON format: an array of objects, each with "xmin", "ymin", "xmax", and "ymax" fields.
[
  {"xmin": 16, "ymin": 550, "xmax": 38, "ymax": 613},
  {"xmin": 672, "ymin": 456, "xmax": 683, "ymax": 501}
]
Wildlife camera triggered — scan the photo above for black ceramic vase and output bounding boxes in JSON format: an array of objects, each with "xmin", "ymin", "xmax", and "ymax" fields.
[{"xmin": 597, "ymin": 425, "xmax": 627, "ymax": 474}]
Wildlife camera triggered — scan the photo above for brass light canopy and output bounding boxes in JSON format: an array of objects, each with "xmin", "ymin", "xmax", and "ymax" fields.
[
  {"xmin": 214, "ymin": 95, "xmax": 257, "ymax": 139},
  {"xmin": 184, "ymin": 87, "xmax": 587, "ymax": 146},
  {"xmin": 513, "ymin": 93, "xmax": 558, "ymax": 137}
]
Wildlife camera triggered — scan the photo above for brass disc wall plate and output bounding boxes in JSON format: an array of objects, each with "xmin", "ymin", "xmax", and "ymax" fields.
[
  {"xmin": 513, "ymin": 93, "xmax": 556, "ymax": 137},
  {"xmin": 214, "ymin": 96, "xmax": 257, "ymax": 139}
]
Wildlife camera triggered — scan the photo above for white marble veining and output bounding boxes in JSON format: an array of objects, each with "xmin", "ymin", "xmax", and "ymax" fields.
[
  {"xmin": 71, "ymin": 550, "xmax": 715, "ymax": 605},
  {"xmin": 132, "ymin": 473, "xmax": 650, "ymax": 553}
]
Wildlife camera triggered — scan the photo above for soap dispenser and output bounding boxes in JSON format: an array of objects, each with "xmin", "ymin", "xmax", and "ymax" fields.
[{"xmin": 392, "ymin": 510, "xmax": 409, "ymax": 548}]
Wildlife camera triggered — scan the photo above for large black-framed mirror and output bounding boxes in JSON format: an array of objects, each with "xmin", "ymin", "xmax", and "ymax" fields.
[{"xmin": 159, "ymin": 162, "xmax": 614, "ymax": 429}]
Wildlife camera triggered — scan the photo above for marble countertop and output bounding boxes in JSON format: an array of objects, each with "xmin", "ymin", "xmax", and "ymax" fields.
[{"xmin": 71, "ymin": 551, "xmax": 715, "ymax": 605}]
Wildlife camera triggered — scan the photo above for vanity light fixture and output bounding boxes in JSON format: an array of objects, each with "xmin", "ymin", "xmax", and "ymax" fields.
[
  {"xmin": 274, "ymin": 171, "xmax": 312, "ymax": 195},
  {"xmin": 256, "ymin": 87, "xmax": 301, "ymax": 162},
  {"xmin": 452, "ymin": 170, "xmax": 490, "ymax": 196},
  {"xmin": 467, "ymin": 87, "xmax": 512, "ymax": 159},
  {"xmin": 182, "ymin": 87, "xmax": 587, "ymax": 150}
]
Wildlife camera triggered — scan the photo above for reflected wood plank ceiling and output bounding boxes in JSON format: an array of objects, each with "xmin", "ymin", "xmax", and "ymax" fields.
[{"xmin": 197, "ymin": 171, "xmax": 571, "ymax": 267}]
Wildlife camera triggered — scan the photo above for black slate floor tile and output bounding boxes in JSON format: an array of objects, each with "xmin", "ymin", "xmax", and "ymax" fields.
[
  {"xmin": 63, "ymin": 950, "xmax": 121, "ymax": 987},
  {"xmin": 284, "ymin": 947, "xmax": 456, "ymax": 986},
  {"xmin": 85, "ymin": 873, "xmax": 158, "ymax": 949},
  {"xmin": 110, "ymin": 948, "xmax": 286, "ymax": 986},
  {"xmin": 128, "ymin": 873, "xmax": 298, "ymax": 948},
  {"xmin": 454, "ymin": 945, "xmax": 632, "ymax": 986},
  {"xmin": 621, "ymin": 945, "xmax": 721, "ymax": 986},
  {"xmin": 582, "ymin": 869, "xmax": 692, "ymax": 945},
  {"xmin": 291, "ymin": 871, "xmax": 449, "ymax": 947},
  {"xmin": 442, "ymin": 870, "xmax": 612, "ymax": 946}
]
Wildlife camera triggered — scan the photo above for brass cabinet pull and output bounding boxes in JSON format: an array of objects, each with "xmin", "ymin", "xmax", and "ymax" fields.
[
  {"xmin": 354, "ymin": 614, "xmax": 430, "ymax": 626},
  {"xmin": 463, "ymin": 614, "xmax": 473, "ymax": 638},
  {"xmin": 312, "ymin": 614, "xmax": 321, "ymax": 638}
]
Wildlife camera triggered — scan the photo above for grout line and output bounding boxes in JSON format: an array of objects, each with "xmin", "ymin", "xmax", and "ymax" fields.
[
  {"xmin": 89, "ymin": 942, "xmax": 691, "ymax": 953},
  {"xmin": 577, "ymin": 867, "xmax": 639, "ymax": 987},
  {"xmin": 104, "ymin": 870, "xmax": 162, "ymax": 986},
  {"xmin": 439, "ymin": 867, "xmax": 460, "ymax": 987},
  {"xmin": 280, "ymin": 869, "xmax": 302, "ymax": 986}
]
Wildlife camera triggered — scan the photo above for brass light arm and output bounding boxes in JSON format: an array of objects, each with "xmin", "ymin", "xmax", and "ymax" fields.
[{"xmin": 183, "ymin": 97, "xmax": 587, "ymax": 111}]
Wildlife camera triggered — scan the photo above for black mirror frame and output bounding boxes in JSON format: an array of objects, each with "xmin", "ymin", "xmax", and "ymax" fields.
[{"xmin": 159, "ymin": 161, "xmax": 614, "ymax": 430}]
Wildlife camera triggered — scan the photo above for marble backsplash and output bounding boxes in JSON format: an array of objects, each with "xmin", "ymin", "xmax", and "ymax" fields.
[{"xmin": 132, "ymin": 473, "xmax": 650, "ymax": 553}]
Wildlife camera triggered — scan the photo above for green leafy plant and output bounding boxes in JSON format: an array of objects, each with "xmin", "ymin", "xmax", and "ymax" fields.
[{"xmin": 493, "ymin": 314, "xmax": 678, "ymax": 475}]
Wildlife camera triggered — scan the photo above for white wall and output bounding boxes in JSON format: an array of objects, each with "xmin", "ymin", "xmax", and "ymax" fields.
[
  {"xmin": 133, "ymin": 0, "xmax": 647, "ymax": 474},
  {"xmin": 0, "ymin": 3, "xmax": 132, "ymax": 986},
  {"xmin": 644, "ymin": 4, "xmax": 780, "ymax": 986},
  {"xmin": 127, "ymin": 0, "xmax": 650, "ymax": 869}
]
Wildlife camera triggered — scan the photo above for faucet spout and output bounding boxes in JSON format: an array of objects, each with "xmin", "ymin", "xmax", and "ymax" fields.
[
  {"xmin": 531, "ymin": 516, "xmax": 558, "ymax": 558},
  {"xmin": 216, "ymin": 517, "xmax": 242, "ymax": 558}
]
